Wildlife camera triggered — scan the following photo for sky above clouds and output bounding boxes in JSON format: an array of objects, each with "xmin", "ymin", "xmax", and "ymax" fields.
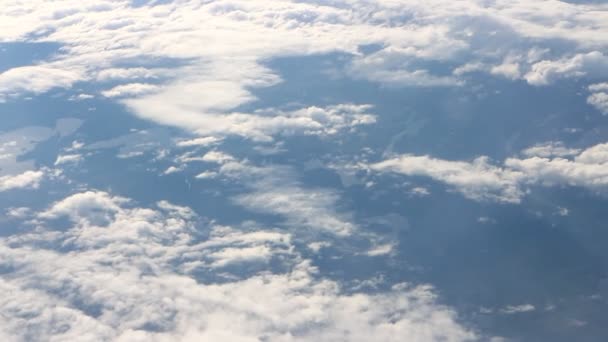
[{"xmin": 1, "ymin": 0, "xmax": 608, "ymax": 341}]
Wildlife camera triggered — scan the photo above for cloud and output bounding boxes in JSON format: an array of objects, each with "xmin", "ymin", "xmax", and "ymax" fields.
[
  {"xmin": 163, "ymin": 165, "xmax": 184, "ymax": 175},
  {"xmin": 204, "ymin": 155, "xmax": 357, "ymax": 236},
  {"xmin": 96, "ymin": 67, "xmax": 161, "ymax": 81},
  {"xmin": 505, "ymin": 145, "xmax": 608, "ymax": 188},
  {"xmin": 201, "ymin": 150, "xmax": 235, "ymax": 164},
  {"xmin": 2, "ymin": 0, "xmax": 607, "ymax": 132},
  {"xmin": 348, "ymin": 45, "xmax": 464, "ymax": 87},
  {"xmin": 55, "ymin": 154, "xmax": 83, "ymax": 166},
  {"xmin": 0, "ymin": 191, "xmax": 475, "ymax": 341},
  {"xmin": 0, "ymin": 65, "xmax": 83, "ymax": 100},
  {"xmin": 371, "ymin": 155, "xmax": 524, "ymax": 203},
  {"xmin": 490, "ymin": 61, "xmax": 521, "ymax": 80},
  {"xmin": 102, "ymin": 83, "xmax": 159, "ymax": 98},
  {"xmin": 5, "ymin": 207, "xmax": 31, "ymax": 219},
  {"xmin": 176, "ymin": 136, "xmax": 222, "ymax": 147},
  {"xmin": 521, "ymin": 142, "xmax": 581, "ymax": 158},
  {"xmin": 587, "ymin": 83, "xmax": 608, "ymax": 115},
  {"xmin": 524, "ymin": 52, "xmax": 608, "ymax": 85},
  {"xmin": 372, "ymin": 141, "xmax": 608, "ymax": 203},
  {"xmin": 125, "ymin": 94, "xmax": 376, "ymax": 141},
  {"xmin": 500, "ymin": 304, "xmax": 536, "ymax": 314},
  {"xmin": 0, "ymin": 170, "xmax": 44, "ymax": 192}
]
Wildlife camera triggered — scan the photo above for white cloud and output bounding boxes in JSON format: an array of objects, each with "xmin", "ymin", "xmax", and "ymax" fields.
[
  {"xmin": 163, "ymin": 165, "xmax": 184, "ymax": 175},
  {"xmin": 0, "ymin": 65, "xmax": 82, "ymax": 100},
  {"xmin": 102, "ymin": 83, "xmax": 159, "ymax": 98},
  {"xmin": 371, "ymin": 155, "xmax": 524, "ymax": 203},
  {"xmin": 521, "ymin": 142, "xmax": 581, "ymax": 158},
  {"xmin": 505, "ymin": 146, "xmax": 608, "ymax": 188},
  {"xmin": 96, "ymin": 67, "xmax": 161, "ymax": 81},
  {"xmin": 372, "ymin": 141, "xmax": 608, "ymax": 203},
  {"xmin": 500, "ymin": 304, "xmax": 536, "ymax": 314},
  {"xmin": 5, "ymin": 207, "xmax": 31, "ymax": 219},
  {"xmin": 235, "ymin": 186, "xmax": 355, "ymax": 236},
  {"xmin": 589, "ymin": 83, "xmax": 608, "ymax": 92},
  {"xmin": 491, "ymin": 62, "xmax": 521, "ymax": 80},
  {"xmin": 409, "ymin": 186, "xmax": 431, "ymax": 197},
  {"xmin": 349, "ymin": 46, "xmax": 464, "ymax": 87},
  {"xmin": 0, "ymin": 170, "xmax": 44, "ymax": 192},
  {"xmin": 525, "ymin": 52, "xmax": 608, "ymax": 86},
  {"xmin": 38, "ymin": 190, "xmax": 127, "ymax": 225},
  {"xmin": 126, "ymin": 96, "xmax": 376, "ymax": 142},
  {"xmin": 229, "ymin": 163, "xmax": 356, "ymax": 236},
  {"xmin": 176, "ymin": 136, "xmax": 222, "ymax": 147},
  {"xmin": 365, "ymin": 243, "xmax": 396, "ymax": 257},
  {"xmin": 201, "ymin": 150, "xmax": 235, "ymax": 164},
  {"xmin": 196, "ymin": 154, "xmax": 357, "ymax": 236},
  {"xmin": 0, "ymin": 191, "xmax": 475, "ymax": 341},
  {"xmin": 557, "ymin": 207, "xmax": 569, "ymax": 217},
  {"xmin": 2, "ymin": 0, "xmax": 607, "ymax": 133},
  {"xmin": 587, "ymin": 85, "xmax": 608, "ymax": 115},
  {"xmin": 195, "ymin": 171, "xmax": 218, "ymax": 179},
  {"xmin": 453, "ymin": 62, "xmax": 487, "ymax": 76},
  {"xmin": 55, "ymin": 154, "xmax": 83, "ymax": 165}
]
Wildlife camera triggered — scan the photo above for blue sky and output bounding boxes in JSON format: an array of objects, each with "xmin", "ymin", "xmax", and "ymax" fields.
[{"xmin": 1, "ymin": 1, "xmax": 608, "ymax": 341}]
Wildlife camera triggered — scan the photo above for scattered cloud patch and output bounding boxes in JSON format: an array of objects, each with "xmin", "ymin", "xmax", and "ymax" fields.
[
  {"xmin": 372, "ymin": 141, "xmax": 608, "ymax": 203},
  {"xmin": 522, "ymin": 142, "xmax": 581, "ymax": 158},
  {"xmin": 500, "ymin": 304, "xmax": 536, "ymax": 314},
  {"xmin": 54, "ymin": 154, "xmax": 83, "ymax": 166},
  {"xmin": 201, "ymin": 155, "xmax": 356, "ymax": 236},
  {"xmin": 371, "ymin": 155, "xmax": 524, "ymax": 203},
  {"xmin": 0, "ymin": 65, "xmax": 82, "ymax": 101},
  {"xmin": 176, "ymin": 136, "xmax": 222, "ymax": 147},
  {"xmin": 587, "ymin": 83, "xmax": 608, "ymax": 115},
  {"xmin": 0, "ymin": 170, "xmax": 44, "ymax": 192},
  {"xmin": 525, "ymin": 52, "xmax": 608, "ymax": 86},
  {"xmin": 101, "ymin": 83, "xmax": 159, "ymax": 98}
]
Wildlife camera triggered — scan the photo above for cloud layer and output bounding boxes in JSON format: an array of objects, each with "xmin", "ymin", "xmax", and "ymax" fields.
[
  {"xmin": 0, "ymin": 191, "xmax": 475, "ymax": 341},
  {"xmin": 2, "ymin": 0, "xmax": 608, "ymax": 129}
]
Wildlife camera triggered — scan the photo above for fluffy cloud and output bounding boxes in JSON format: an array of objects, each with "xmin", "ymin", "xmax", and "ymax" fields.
[
  {"xmin": 505, "ymin": 143, "xmax": 608, "ymax": 188},
  {"xmin": 0, "ymin": 191, "xmax": 475, "ymax": 341},
  {"xmin": 587, "ymin": 82, "xmax": 608, "ymax": 115},
  {"xmin": 0, "ymin": 65, "xmax": 82, "ymax": 101},
  {"xmin": 0, "ymin": 170, "xmax": 44, "ymax": 192},
  {"xmin": 371, "ymin": 141, "xmax": 608, "ymax": 203},
  {"xmin": 371, "ymin": 155, "xmax": 524, "ymax": 203},
  {"xmin": 525, "ymin": 52, "xmax": 608, "ymax": 85}
]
